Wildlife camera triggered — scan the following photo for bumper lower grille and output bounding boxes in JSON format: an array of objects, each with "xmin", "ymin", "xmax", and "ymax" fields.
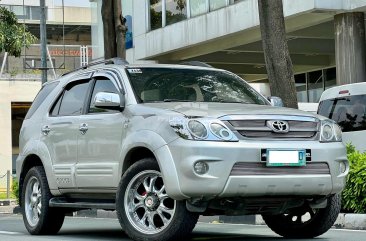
[{"xmin": 230, "ymin": 162, "xmax": 330, "ymax": 176}]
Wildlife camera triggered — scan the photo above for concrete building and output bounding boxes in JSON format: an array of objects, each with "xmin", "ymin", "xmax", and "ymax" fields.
[
  {"xmin": 0, "ymin": 0, "xmax": 91, "ymax": 184},
  {"xmin": 90, "ymin": 0, "xmax": 366, "ymax": 102}
]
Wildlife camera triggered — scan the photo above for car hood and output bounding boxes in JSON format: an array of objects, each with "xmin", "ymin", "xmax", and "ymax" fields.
[{"xmin": 141, "ymin": 102, "xmax": 323, "ymax": 119}]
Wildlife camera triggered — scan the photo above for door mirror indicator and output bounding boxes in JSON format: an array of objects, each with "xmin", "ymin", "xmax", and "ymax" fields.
[{"xmin": 268, "ymin": 96, "xmax": 284, "ymax": 107}]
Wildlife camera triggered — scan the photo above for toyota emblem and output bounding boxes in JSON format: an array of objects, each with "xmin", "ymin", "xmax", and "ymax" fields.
[{"xmin": 267, "ymin": 120, "xmax": 290, "ymax": 133}]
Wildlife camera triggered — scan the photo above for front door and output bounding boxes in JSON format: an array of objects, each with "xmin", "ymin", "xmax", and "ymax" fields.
[{"xmin": 76, "ymin": 73, "xmax": 125, "ymax": 189}]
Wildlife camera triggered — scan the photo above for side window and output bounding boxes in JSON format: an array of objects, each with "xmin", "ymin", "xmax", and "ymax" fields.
[
  {"xmin": 57, "ymin": 80, "xmax": 90, "ymax": 116},
  {"xmin": 25, "ymin": 81, "xmax": 59, "ymax": 119},
  {"xmin": 89, "ymin": 78, "xmax": 120, "ymax": 113}
]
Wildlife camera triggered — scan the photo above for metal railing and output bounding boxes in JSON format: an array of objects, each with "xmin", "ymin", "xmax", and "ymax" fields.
[
  {"xmin": 0, "ymin": 170, "xmax": 11, "ymax": 199},
  {"xmin": 0, "ymin": 44, "xmax": 95, "ymax": 81}
]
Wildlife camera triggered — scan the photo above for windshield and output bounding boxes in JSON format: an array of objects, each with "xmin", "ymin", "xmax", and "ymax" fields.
[
  {"xmin": 318, "ymin": 94, "xmax": 366, "ymax": 132},
  {"xmin": 126, "ymin": 68, "xmax": 269, "ymax": 105}
]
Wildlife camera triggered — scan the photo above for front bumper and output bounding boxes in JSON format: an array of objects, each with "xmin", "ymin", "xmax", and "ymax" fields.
[{"xmin": 155, "ymin": 139, "xmax": 348, "ymax": 200}]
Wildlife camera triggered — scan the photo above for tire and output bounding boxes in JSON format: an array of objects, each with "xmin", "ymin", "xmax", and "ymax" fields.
[
  {"xmin": 21, "ymin": 166, "xmax": 65, "ymax": 235},
  {"xmin": 262, "ymin": 194, "xmax": 341, "ymax": 238},
  {"xmin": 116, "ymin": 158, "xmax": 199, "ymax": 241}
]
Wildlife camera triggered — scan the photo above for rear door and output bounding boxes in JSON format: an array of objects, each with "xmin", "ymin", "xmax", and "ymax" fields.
[
  {"xmin": 41, "ymin": 76, "xmax": 92, "ymax": 189},
  {"xmin": 76, "ymin": 71, "xmax": 126, "ymax": 189}
]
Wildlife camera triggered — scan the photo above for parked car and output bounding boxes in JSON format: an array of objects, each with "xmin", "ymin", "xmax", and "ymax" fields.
[
  {"xmin": 17, "ymin": 59, "xmax": 348, "ymax": 241},
  {"xmin": 298, "ymin": 102, "xmax": 319, "ymax": 114},
  {"xmin": 318, "ymin": 82, "xmax": 366, "ymax": 152}
]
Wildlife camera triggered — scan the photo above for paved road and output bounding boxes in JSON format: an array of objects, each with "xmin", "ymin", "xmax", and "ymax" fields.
[{"xmin": 1, "ymin": 214, "xmax": 366, "ymax": 241}]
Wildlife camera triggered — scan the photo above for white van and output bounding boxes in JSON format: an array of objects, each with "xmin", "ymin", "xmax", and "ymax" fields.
[{"xmin": 318, "ymin": 82, "xmax": 366, "ymax": 152}]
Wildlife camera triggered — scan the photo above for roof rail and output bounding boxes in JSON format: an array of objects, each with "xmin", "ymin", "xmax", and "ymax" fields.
[
  {"xmin": 61, "ymin": 57, "xmax": 129, "ymax": 77},
  {"xmin": 179, "ymin": 61, "xmax": 213, "ymax": 68}
]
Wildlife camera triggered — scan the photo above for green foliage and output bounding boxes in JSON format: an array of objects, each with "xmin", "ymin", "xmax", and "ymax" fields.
[
  {"xmin": 0, "ymin": 6, "xmax": 37, "ymax": 57},
  {"xmin": 11, "ymin": 178, "xmax": 19, "ymax": 203},
  {"xmin": 342, "ymin": 144, "xmax": 366, "ymax": 213}
]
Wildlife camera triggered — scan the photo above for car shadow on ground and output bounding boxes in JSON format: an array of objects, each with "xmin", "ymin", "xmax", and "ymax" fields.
[
  {"xmin": 57, "ymin": 229, "xmax": 329, "ymax": 241},
  {"xmin": 192, "ymin": 232, "xmax": 329, "ymax": 241}
]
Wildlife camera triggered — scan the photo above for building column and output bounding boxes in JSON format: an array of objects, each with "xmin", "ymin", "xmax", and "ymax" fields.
[
  {"xmin": 335, "ymin": 12, "xmax": 366, "ymax": 85},
  {"xmin": 0, "ymin": 83, "xmax": 12, "ymax": 189}
]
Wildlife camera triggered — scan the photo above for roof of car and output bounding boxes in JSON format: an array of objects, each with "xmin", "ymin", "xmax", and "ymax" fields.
[
  {"xmin": 118, "ymin": 63, "xmax": 225, "ymax": 71},
  {"xmin": 319, "ymin": 82, "xmax": 366, "ymax": 102}
]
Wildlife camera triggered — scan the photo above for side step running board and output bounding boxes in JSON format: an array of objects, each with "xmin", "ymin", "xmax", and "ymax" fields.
[{"xmin": 49, "ymin": 197, "xmax": 116, "ymax": 210}]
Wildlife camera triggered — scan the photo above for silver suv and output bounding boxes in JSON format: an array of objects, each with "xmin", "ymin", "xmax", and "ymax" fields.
[{"xmin": 17, "ymin": 59, "xmax": 348, "ymax": 241}]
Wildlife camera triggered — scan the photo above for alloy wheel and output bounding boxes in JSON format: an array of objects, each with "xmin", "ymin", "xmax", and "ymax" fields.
[{"xmin": 124, "ymin": 170, "xmax": 176, "ymax": 234}]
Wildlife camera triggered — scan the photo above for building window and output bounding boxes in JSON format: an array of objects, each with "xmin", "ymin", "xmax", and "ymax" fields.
[
  {"xmin": 294, "ymin": 67, "xmax": 337, "ymax": 103},
  {"xmin": 295, "ymin": 73, "xmax": 307, "ymax": 102},
  {"xmin": 190, "ymin": 0, "xmax": 208, "ymax": 17},
  {"xmin": 166, "ymin": 0, "xmax": 187, "ymax": 26},
  {"xmin": 30, "ymin": 6, "xmax": 42, "ymax": 20},
  {"xmin": 325, "ymin": 68, "xmax": 336, "ymax": 90},
  {"xmin": 229, "ymin": 0, "xmax": 244, "ymax": 4},
  {"xmin": 210, "ymin": 0, "xmax": 227, "ymax": 11},
  {"xmin": 150, "ymin": 0, "xmax": 163, "ymax": 30},
  {"xmin": 308, "ymin": 70, "xmax": 323, "ymax": 103}
]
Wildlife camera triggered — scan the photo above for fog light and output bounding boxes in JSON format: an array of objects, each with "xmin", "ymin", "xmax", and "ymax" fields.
[
  {"xmin": 194, "ymin": 161, "xmax": 209, "ymax": 175},
  {"xmin": 340, "ymin": 162, "xmax": 347, "ymax": 174}
]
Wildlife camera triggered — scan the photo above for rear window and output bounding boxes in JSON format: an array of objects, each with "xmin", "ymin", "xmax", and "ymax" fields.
[
  {"xmin": 318, "ymin": 94, "xmax": 366, "ymax": 132},
  {"xmin": 25, "ymin": 82, "xmax": 59, "ymax": 119}
]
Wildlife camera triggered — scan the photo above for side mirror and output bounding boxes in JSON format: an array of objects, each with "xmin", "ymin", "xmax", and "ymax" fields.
[
  {"xmin": 268, "ymin": 96, "xmax": 284, "ymax": 107},
  {"xmin": 94, "ymin": 92, "xmax": 124, "ymax": 110}
]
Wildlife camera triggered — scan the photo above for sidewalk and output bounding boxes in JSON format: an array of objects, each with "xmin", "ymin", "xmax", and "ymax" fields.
[{"xmin": 2, "ymin": 202, "xmax": 366, "ymax": 230}]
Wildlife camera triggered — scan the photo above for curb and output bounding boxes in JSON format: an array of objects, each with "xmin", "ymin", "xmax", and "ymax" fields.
[
  {"xmin": 0, "ymin": 199, "xmax": 17, "ymax": 206},
  {"xmin": 0, "ymin": 199, "xmax": 18, "ymax": 214}
]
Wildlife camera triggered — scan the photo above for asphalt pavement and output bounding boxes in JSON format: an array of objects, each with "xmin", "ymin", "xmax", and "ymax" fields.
[{"xmin": 1, "ymin": 214, "xmax": 366, "ymax": 241}]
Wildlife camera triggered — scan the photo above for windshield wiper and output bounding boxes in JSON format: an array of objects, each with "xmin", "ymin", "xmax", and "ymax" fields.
[
  {"xmin": 163, "ymin": 99, "xmax": 192, "ymax": 102},
  {"xmin": 213, "ymin": 100, "xmax": 252, "ymax": 104}
]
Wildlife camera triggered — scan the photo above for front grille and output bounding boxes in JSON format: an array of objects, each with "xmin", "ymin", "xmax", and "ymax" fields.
[
  {"xmin": 230, "ymin": 162, "xmax": 330, "ymax": 176},
  {"xmin": 228, "ymin": 119, "xmax": 319, "ymax": 140}
]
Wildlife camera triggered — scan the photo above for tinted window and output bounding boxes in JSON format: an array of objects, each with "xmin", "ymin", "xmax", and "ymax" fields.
[
  {"xmin": 126, "ymin": 68, "xmax": 268, "ymax": 105},
  {"xmin": 318, "ymin": 95, "xmax": 366, "ymax": 132},
  {"xmin": 58, "ymin": 80, "xmax": 90, "ymax": 116},
  {"xmin": 25, "ymin": 82, "xmax": 59, "ymax": 119},
  {"xmin": 89, "ymin": 78, "xmax": 120, "ymax": 113}
]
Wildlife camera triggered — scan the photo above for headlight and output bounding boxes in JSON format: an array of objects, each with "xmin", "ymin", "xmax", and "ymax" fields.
[
  {"xmin": 209, "ymin": 123, "xmax": 234, "ymax": 141},
  {"xmin": 169, "ymin": 117, "xmax": 238, "ymax": 142},
  {"xmin": 320, "ymin": 120, "xmax": 342, "ymax": 142},
  {"xmin": 187, "ymin": 120, "xmax": 208, "ymax": 139}
]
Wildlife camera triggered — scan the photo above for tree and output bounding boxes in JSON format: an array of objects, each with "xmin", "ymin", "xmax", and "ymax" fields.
[
  {"xmin": 0, "ymin": 6, "xmax": 36, "ymax": 57},
  {"xmin": 101, "ymin": 0, "xmax": 127, "ymax": 60},
  {"xmin": 257, "ymin": 0, "xmax": 298, "ymax": 108}
]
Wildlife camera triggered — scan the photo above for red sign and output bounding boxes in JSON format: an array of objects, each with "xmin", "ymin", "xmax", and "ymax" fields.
[{"xmin": 49, "ymin": 48, "xmax": 93, "ymax": 57}]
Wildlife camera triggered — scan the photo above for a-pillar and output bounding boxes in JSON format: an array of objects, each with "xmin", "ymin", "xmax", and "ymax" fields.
[{"xmin": 335, "ymin": 12, "xmax": 366, "ymax": 85}]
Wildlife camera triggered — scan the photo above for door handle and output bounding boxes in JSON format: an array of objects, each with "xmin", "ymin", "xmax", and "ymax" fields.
[
  {"xmin": 41, "ymin": 125, "xmax": 51, "ymax": 136},
  {"xmin": 79, "ymin": 123, "xmax": 88, "ymax": 135}
]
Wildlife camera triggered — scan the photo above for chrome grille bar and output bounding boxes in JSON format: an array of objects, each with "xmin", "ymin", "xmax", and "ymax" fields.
[{"xmin": 222, "ymin": 115, "xmax": 320, "ymax": 140}]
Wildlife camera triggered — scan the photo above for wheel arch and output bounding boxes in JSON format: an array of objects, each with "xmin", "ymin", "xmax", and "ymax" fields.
[
  {"xmin": 119, "ymin": 131, "xmax": 187, "ymax": 200},
  {"xmin": 122, "ymin": 147, "xmax": 156, "ymax": 174},
  {"xmin": 19, "ymin": 154, "xmax": 44, "ymax": 207}
]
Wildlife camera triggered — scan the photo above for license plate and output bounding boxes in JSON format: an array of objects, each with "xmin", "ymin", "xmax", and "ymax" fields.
[{"xmin": 266, "ymin": 149, "xmax": 306, "ymax": 167}]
